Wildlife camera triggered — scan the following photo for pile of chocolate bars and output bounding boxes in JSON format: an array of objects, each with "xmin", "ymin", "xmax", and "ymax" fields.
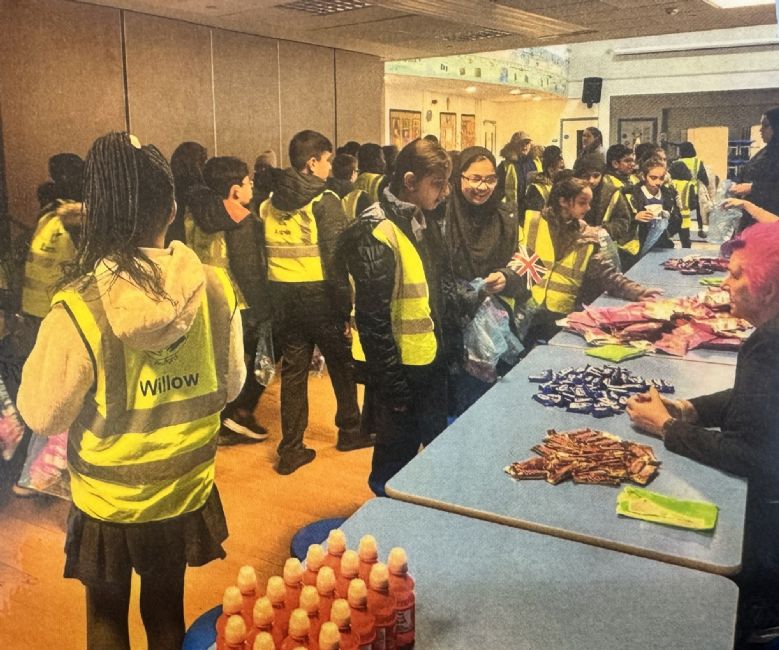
[{"xmin": 529, "ymin": 364, "xmax": 674, "ymax": 418}]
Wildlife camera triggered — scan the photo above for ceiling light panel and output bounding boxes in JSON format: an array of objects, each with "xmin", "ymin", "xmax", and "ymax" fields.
[
  {"xmin": 275, "ymin": 0, "xmax": 371, "ymax": 15},
  {"xmin": 369, "ymin": 0, "xmax": 586, "ymax": 38}
]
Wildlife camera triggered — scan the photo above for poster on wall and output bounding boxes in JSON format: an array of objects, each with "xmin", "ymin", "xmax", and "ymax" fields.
[
  {"xmin": 440, "ymin": 112, "xmax": 457, "ymax": 150},
  {"xmin": 618, "ymin": 118, "xmax": 658, "ymax": 148},
  {"xmin": 389, "ymin": 109, "xmax": 422, "ymax": 150},
  {"xmin": 461, "ymin": 114, "xmax": 476, "ymax": 149}
]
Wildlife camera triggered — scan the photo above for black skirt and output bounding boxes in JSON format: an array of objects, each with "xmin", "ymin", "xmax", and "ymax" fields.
[{"xmin": 64, "ymin": 485, "xmax": 228, "ymax": 586}]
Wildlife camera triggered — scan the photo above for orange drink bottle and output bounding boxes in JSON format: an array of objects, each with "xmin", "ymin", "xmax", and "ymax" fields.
[
  {"xmin": 367, "ymin": 563, "xmax": 396, "ymax": 650},
  {"xmin": 335, "ymin": 550, "xmax": 360, "ymax": 600},
  {"xmin": 387, "ymin": 548, "xmax": 415, "ymax": 649},
  {"xmin": 347, "ymin": 579, "xmax": 376, "ymax": 650},
  {"xmin": 303, "ymin": 543, "xmax": 326, "ymax": 587},
  {"xmin": 330, "ymin": 598, "xmax": 360, "ymax": 650}
]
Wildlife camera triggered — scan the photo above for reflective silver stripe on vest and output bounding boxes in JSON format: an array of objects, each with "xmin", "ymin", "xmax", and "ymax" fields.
[
  {"xmin": 525, "ymin": 216, "xmax": 540, "ymax": 248},
  {"xmin": 399, "ymin": 318, "xmax": 434, "ymax": 335},
  {"xmin": 68, "ymin": 273, "xmax": 229, "ymax": 440},
  {"xmin": 67, "ymin": 435, "xmax": 217, "ymax": 483},
  {"xmin": 265, "ymin": 244, "xmax": 321, "ymax": 258},
  {"xmin": 403, "ymin": 283, "xmax": 428, "ymax": 299}
]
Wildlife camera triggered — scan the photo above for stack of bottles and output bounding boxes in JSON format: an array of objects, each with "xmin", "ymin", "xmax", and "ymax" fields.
[{"xmin": 215, "ymin": 530, "xmax": 416, "ymax": 649}]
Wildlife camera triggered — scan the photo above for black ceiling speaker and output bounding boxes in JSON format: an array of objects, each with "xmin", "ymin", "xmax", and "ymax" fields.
[{"xmin": 582, "ymin": 77, "xmax": 603, "ymax": 108}]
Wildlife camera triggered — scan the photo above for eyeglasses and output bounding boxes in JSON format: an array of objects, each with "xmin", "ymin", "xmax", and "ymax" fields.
[{"xmin": 461, "ymin": 174, "xmax": 498, "ymax": 188}]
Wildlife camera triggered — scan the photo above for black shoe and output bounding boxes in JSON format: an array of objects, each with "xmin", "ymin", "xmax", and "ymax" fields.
[
  {"xmin": 336, "ymin": 430, "xmax": 375, "ymax": 452},
  {"xmin": 276, "ymin": 447, "xmax": 316, "ymax": 475},
  {"xmin": 219, "ymin": 412, "xmax": 270, "ymax": 445},
  {"xmin": 698, "ymin": 230, "xmax": 707, "ymax": 239}
]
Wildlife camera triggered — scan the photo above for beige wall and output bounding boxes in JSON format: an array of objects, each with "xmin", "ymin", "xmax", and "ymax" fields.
[{"xmin": 0, "ymin": 0, "xmax": 384, "ymax": 227}]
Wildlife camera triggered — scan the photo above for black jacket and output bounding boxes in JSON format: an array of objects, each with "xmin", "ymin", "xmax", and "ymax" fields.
[
  {"xmin": 664, "ymin": 314, "xmax": 779, "ymax": 581},
  {"xmin": 184, "ymin": 184, "xmax": 271, "ymax": 322},
  {"xmin": 337, "ymin": 188, "xmax": 459, "ymax": 407},
  {"xmin": 624, "ymin": 183, "xmax": 682, "ymax": 251},
  {"xmin": 267, "ymin": 168, "xmax": 352, "ymax": 322}
]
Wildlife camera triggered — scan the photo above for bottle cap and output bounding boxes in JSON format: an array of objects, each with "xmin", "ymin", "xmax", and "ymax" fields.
[
  {"xmin": 288, "ymin": 608, "xmax": 310, "ymax": 637},
  {"xmin": 326, "ymin": 529, "xmax": 346, "ymax": 555},
  {"xmin": 316, "ymin": 566, "xmax": 336, "ymax": 596},
  {"xmin": 284, "ymin": 558, "xmax": 304, "ymax": 587},
  {"xmin": 340, "ymin": 550, "xmax": 359, "ymax": 578},
  {"xmin": 306, "ymin": 543, "xmax": 326, "ymax": 571},
  {"xmin": 330, "ymin": 598, "xmax": 351, "ymax": 628},
  {"xmin": 387, "ymin": 547, "xmax": 409, "ymax": 575},
  {"xmin": 368, "ymin": 562, "xmax": 389, "ymax": 591},
  {"xmin": 266, "ymin": 576, "xmax": 286, "ymax": 605},
  {"xmin": 222, "ymin": 586, "xmax": 243, "ymax": 614},
  {"xmin": 252, "ymin": 631, "xmax": 275, "ymax": 650},
  {"xmin": 224, "ymin": 614, "xmax": 247, "ymax": 644},
  {"xmin": 299, "ymin": 585, "xmax": 320, "ymax": 614},
  {"xmin": 253, "ymin": 596, "xmax": 274, "ymax": 627},
  {"xmin": 347, "ymin": 579, "xmax": 368, "ymax": 608},
  {"xmin": 318, "ymin": 621, "xmax": 341, "ymax": 650},
  {"xmin": 237, "ymin": 565, "xmax": 258, "ymax": 595},
  {"xmin": 358, "ymin": 535, "xmax": 378, "ymax": 562}
]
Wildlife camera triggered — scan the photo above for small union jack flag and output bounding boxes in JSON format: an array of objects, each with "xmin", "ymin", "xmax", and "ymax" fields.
[{"xmin": 508, "ymin": 245, "xmax": 547, "ymax": 290}]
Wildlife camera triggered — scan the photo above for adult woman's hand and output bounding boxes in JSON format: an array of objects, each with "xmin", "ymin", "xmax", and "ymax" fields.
[
  {"xmin": 626, "ymin": 387, "xmax": 673, "ymax": 437},
  {"xmin": 730, "ymin": 182, "xmax": 753, "ymax": 197},
  {"xmin": 483, "ymin": 271, "xmax": 506, "ymax": 294}
]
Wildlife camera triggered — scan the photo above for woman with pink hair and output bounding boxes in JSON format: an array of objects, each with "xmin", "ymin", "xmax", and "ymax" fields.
[{"xmin": 626, "ymin": 222, "xmax": 779, "ymax": 646}]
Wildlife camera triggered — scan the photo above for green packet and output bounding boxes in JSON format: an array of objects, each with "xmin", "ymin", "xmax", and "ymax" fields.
[
  {"xmin": 616, "ymin": 485, "xmax": 718, "ymax": 531},
  {"xmin": 585, "ymin": 344, "xmax": 646, "ymax": 363},
  {"xmin": 699, "ymin": 277, "xmax": 723, "ymax": 287}
]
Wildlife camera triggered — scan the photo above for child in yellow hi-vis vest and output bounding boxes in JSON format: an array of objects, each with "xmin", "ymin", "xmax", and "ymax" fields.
[{"xmin": 17, "ymin": 132, "xmax": 246, "ymax": 650}]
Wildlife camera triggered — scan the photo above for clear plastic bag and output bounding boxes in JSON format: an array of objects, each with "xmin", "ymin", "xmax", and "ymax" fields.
[
  {"xmin": 310, "ymin": 345, "xmax": 325, "ymax": 377},
  {"xmin": 640, "ymin": 212, "xmax": 670, "ymax": 256},
  {"xmin": 253, "ymin": 320, "xmax": 276, "ymax": 387},
  {"xmin": 598, "ymin": 228, "xmax": 622, "ymax": 272},
  {"xmin": 708, "ymin": 180, "xmax": 742, "ymax": 244},
  {"xmin": 463, "ymin": 293, "xmax": 524, "ymax": 383},
  {"xmin": 16, "ymin": 431, "xmax": 70, "ymax": 499},
  {"xmin": 0, "ymin": 373, "xmax": 26, "ymax": 461}
]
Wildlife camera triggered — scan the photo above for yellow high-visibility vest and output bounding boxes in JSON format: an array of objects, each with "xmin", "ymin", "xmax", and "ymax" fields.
[
  {"xmin": 353, "ymin": 173, "xmax": 383, "ymax": 204},
  {"xmin": 524, "ymin": 181, "xmax": 551, "ymax": 224},
  {"xmin": 183, "ymin": 213, "xmax": 247, "ymax": 309},
  {"xmin": 671, "ymin": 178, "xmax": 692, "ymax": 229},
  {"xmin": 22, "ymin": 207, "xmax": 77, "ymax": 318},
  {"xmin": 54, "ymin": 266, "xmax": 236, "ymax": 523},
  {"xmin": 678, "ymin": 157, "xmax": 700, "ymax": 192},
  {"xmin": 503, "ymin": 162, "xmax": 518, "ymax": 205},
  {"xmin": 601, "ymin": 188, "xmax": 622, "ymax": 224},
  {"xmin": 605, "ymin": 173, "xmax": 640, "ymax": 189},
  {"xmin": 342, "ymin": 189, "xmax": 368, "ymax": 221},
  {"xmin": 351, "ymin": 219, "xmax": 437, "ymax": 366},
  {"xmin": 523, "ymin": 213, "xmax": 595, "ymax": 315},
  {"xmin": 260, "ymin": 192, "xmax": 334, "ymax": 283},
  {"xmin": 533, "ymin": 158, "xmax": 543, "ymax": 174}
]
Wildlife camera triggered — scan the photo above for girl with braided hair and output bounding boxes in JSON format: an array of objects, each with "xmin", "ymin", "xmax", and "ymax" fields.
[{"xmin": 17, "ymin": 132, "xmax": 246, "ymax": 650}]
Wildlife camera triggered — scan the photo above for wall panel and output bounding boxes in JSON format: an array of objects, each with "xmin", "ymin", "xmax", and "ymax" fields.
[
  {"xmin": 335, "ymin": 50, "xmax": 382, "ymax": 147},
  {"xmin": 212, "ymin": 29, "xmax": 281, "ymax": 164},
  {"xmin": 0, "ymin": 0, "xmax": 125, "ymax": 226},
  {"xmin": 278, "ymin": 41, "xmax": 335, "ymax": 166},
  {"xmin": 123, "ymin": 12, "xmax": 214, "ymax": 159}
]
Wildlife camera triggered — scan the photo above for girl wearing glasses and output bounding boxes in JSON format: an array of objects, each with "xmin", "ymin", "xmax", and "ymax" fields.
[{"xmin": 444, "ymin": 146, "xmax": 528, "ymax": 413}]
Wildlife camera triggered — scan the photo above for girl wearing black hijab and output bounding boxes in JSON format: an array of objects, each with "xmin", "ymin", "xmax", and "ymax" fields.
[
  {"xmin": 732, "ymin": 107, "xmax": 779, "ymax": 230},
  {"xmin": 445, "ymin": 146, "xmax": 528, "ymax": 413}
]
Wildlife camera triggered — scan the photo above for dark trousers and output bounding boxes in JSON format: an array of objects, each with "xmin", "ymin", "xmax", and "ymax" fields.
[
  {"xmin": 368, "ymin": 362, "xmax": 447, "ymax": 496},
  {"xmin": 275, "ymin": 303, "xmax": 360, "ymax": 456},
  {"xmin": 223, "ymin": 314, "xmax": 265, "ymax": 416},
  {"xmin": 85, "ymin": 564, "xmax": 186, "ymax": 650}
]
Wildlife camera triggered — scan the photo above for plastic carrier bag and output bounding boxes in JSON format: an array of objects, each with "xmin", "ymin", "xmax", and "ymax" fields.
[
  {"xmin": 253, "ymin": 320, "xmax": 276, "ymax": 387},
  {"xmin": 707, "ymin": 180, "xmax": 741, "ymax": 244},
  {"xmin": 597, "ymin": 228, "xmax": 622, "ymax": 272},
  {"xmin": 16, "ymin": 431, "xmax": 70, "ymax": 499},
  {"xmin": 463, "ymin": 283, "xmax": 524, "ymax": 383},
  {"xmin": 0, "ymin": 373, "xmax": 26, "ymax": 461},
  {"xmin": 640, "ymin": 212, "xmax": 670, "ymax": 256}
]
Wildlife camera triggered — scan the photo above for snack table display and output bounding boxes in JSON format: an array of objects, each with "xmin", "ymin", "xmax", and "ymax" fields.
[
  {"xmin": 624, "ymin": 249, "xmax": 728, "ymax": 289},
  {"xmin": 339, "ymin": 499, "xmax": 737, "ymax": 649},
  {"xmin": 548, "ymin": 292, "xmax": 741, "ymax": 367},
  {"xmin": 386, "ymin": 345, "xmax": 745, "ymax": 575}
]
